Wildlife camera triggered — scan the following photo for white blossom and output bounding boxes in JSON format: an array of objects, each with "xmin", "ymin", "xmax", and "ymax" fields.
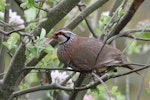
[
  {"xmin": 0, "ymin": 9, "xmax": 25, "ymax": 28},
  {"xmin": 83, "ymin": 94, "xmax": 94, "ymax": 100},
  {"xmin": 102, "ymin": 11, "xmax": 109, "ymax": 16},
  {"xmin": 51, "ymin": 70, "xmax": 73, "ymax": 87}
]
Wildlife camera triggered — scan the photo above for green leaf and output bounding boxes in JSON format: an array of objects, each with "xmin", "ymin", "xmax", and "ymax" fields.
[
  {"xmin": 99, "ymin": 13, "xmax": 111, "ymax": 31},
  {"xmin": 127, "ymin": 40, "xmax": 142, "ymax": 54},
  {"xmin": 30, "ymin": 47, "xmax": 39, "ymax": 58},
  {"xmin": 146, "ymin": 89, "xmax": 150, "ymax": 94},
  {"xmin": 111, "ymin": 86, "xmax": 118, "ymax": 93},
  {"xmin": 2, "ymin": 33, "xmax": 20, "ymax": 50},
  {"xmin": 20, "ymin": 2, "xmax": 28, "ymax": 9},
  {"xmin": 142, "ymin": 32, "xmax": 150, "ymax": 38},
  {"xmin": 2, "ymin": 42, "xmax": 9, "ymax": 48},
  {"xmin": 118, "ymin": 7, "xmax": 124, "ymax": 17},
  {"xmin": 26, "ymin": 73, "xmax": 39, "ymax": 84},
  {"xmin": 24, "ymin": 8, "xmax": 36, "ymax": 22},
  {"xmin": 40, "ymin": 28, "xmax": 46, "ymax": 39},
  {"xmin": 44, "ymin": 45, "xmax": 53, "ymax": 53},
  {"xmin": 117, "ymin": 94, "xmax": 125, "ymax": 100},
  {"xmin": 28, "ymin": 0, "xmax": 35, "ymax": 7},
  {"xmin": 20, "ymin": 0, "xmax": 35, "ymax": 9},
  {"xmin": 0, "ymin": 0, "xmax": 6, "ymax": 11}
]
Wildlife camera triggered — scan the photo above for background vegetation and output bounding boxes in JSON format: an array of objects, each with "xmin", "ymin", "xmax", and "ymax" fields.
[{"xmin": 0, "ymin": 0, "xmax": 150, "ymax": 100}]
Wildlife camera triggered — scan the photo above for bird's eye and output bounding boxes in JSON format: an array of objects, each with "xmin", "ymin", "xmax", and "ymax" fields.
[
  {"xmin": 58, "ymin": 32, "xmax": 63, "ymax": 35},
  {"xmin": 52, "ymin": 31, "xmax": 65, "ymax": 39}
]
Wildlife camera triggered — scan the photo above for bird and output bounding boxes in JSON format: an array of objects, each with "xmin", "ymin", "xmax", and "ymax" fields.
[{"xmin": 50, "ymin": 28, "xmax": 136, "ymax": 74}]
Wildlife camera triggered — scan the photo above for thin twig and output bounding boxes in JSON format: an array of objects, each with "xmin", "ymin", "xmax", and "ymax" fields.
[
  {"xmin": 60, "ymin": 72, "xmax": 76, "ymax": 85},
  {"xmin": 136, "ymin": 56, "xmax": 150, "ymax": 100},
  {"xmin": 22, "ymin": 67, "xmax": 80, "ymax": 73},
  {"xmin": 0, "ymin": 28, "xmax": 32, "ymax": 37},
  {"xmin": 0, "ymin": 72, "xmax": 7, "ymax": 77},
  {"xmin": 107, "ymin": 28, "xmax": 150, "ymax": 43},
  {"xmin": 24, "ymin": 63, "xmax": 146, "ymax": 73},
  {"xmin": 77, "ymin": 4, "xmax": 98, "ymax": 38},
  {"xmin": 123, "ymin": 34, "xmax": 150, "ymax": 41},
  {"xmin": 122, "ymin": 27, "xmax": 147, "ymax": 53},
  {"xmin": 92, "ymin": 72, "xmax": 111, "ymax": 100},
  {"xmin": 35, "ymin": 0, "xmax": 46, "ymax": 18},
  {"xmin": 0, "ymin": 18, "xmax": 43, "ymax": 28},
  {"xmin": 109, "ymin": 0, "xmax": 127, "ymax": 16},
  {"xmin": 100, "ymin": 0, "xmax": 127, "ymax": 39},
  {"xmin": 126, "ymin": 75, "xmax": 130, "ymax": 100},
  {"xmin": 110, "ymin": 65, "xmax": 150, "ymax": 78}
]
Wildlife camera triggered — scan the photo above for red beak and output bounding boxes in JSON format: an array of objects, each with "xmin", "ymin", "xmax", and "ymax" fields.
[{"xmin": 51, "ymin": 34, "xmax": 58, "ymax": 39}]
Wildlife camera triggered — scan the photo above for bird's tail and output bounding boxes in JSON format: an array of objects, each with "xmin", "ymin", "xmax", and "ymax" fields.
[
  {"xmin": 123, "ymin": 64, "xmax": 140, "ymax": 75},
  {"xmin": 121, "ymin": 54, "xmax": 140, "ymax": 74}
]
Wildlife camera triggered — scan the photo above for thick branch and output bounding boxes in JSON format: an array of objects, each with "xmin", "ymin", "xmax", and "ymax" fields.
[
  {"xmin": 0, "ymin": 0, "xmax": 9, "ymax": 79},
  {"xmin": 1, "ymin": 44, "xmax": 26, "ymax": 99},
  {"xmin": 65, "ymin": 0, "xmax": 109, "ymax": 29},
  {"xmin": 108, "ymin": 0, "xmax": 144, "ymax": 38},
  {"xmin": 32, "ymin": 0, "xmax": 81, "ymax": 36}
]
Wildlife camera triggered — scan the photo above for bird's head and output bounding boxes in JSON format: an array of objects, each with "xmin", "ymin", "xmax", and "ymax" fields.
[{"xmin": 51, "ymin": 28, "xmax": 77, "ymax": 44}]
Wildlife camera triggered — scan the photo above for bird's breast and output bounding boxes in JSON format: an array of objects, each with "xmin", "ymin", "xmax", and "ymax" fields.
[{"xmin": 57, "ymin": 43, "xmax": 73, "ymax": 65}]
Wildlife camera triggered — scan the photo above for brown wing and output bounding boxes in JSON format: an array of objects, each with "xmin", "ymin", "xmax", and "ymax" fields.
[
  {"xmin": 70, "ymin": 37, "xmax": 101, "ymax": 71},
  {"xmin": 70, "ymin": 37, "xmax": 126, "ymax": 72}
]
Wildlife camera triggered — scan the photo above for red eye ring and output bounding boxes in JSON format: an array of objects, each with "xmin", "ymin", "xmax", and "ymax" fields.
[
  {"xmin": 51, "ymin": 31, "xmax": 64, "ymax": 39},
  {"xmin": 58, "ymin": 32, "xmax": 63, "ymax": 35}
]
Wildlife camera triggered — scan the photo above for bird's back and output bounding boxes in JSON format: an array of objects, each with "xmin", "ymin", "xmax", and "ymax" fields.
[{"xmin": 70, "ymin": 37, "xmax": 124, "ymax": 72}]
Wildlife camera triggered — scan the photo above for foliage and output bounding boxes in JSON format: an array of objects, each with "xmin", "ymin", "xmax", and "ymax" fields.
[
  {"xmin": 0, "ymin": 0, "xmax": 149, "ymax": 100},
  {"xmin": 3, "ymin": 33, "xmax": 20, "ymax": 50},
  {"xmin": 0, "ymin": 0, "xmax": 6, "ymax": 12},
  {"xmin": 89, "ymin": 86, "xmax": 125, "ymax": 100},
  {"xmin": 21, "ymin": 0, "xmax": 36, "ymax": 9}
]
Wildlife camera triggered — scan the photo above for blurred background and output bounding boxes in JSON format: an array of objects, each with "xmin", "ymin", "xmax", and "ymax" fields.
[{"xmin": 1, "ymin": 0, "xmax": 150, "ymax": 100}]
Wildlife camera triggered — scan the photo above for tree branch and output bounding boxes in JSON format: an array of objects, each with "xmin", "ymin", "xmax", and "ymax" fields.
[
  {"xmin": 69, "ymin": 73, "xmax": 87, "ymax": 100},
  {"xmin": 109, "ymin": 0, "xmax": 124, "ymax": 16},
  {"xmin": 22, "ymin": 67, "xmax": 80, "ymax": 72},
  {"xmin": 108, "ymin": 0, "xmax": 144, "ymax": 38},
  {"xmin": 123, "ymin": 34, "xmax": 150, "ymax": 41},
  {"xmin": 77, "ymin": 4, "xmax": 98, "ymax": 38},
  {"xmin": 11, "ymin": 64, "xmax": 150, "ymax": 98},
  {"xmin": 0, "ymin": 28, "xmax": 32, "ymax": 37},
  {"xmin": 107, "ymin": 28, "xmax": 150, "ymax": 43},
  {"xmin": 65, "ymin": 0, "xmax": 109, "ymax": 29},
  {"xmin": 0, "ymin": 0, "xmax": 10, "ymax": 79},
  {"xmin": 1, "ymin": 43, "xmax": 26, "ymax": 99},
  {"xmin": 60, "ymin": 72, "xmax": 76, "ymax": 85},
  {"xmin": 92, "ymin": 72, "xmax": 111, "ymax": 100},
  {"xmin": 136, "ymin": 56, "xmax": 150, "ymax": 100},
  {"xmin": 32, "ymin": 0, "xmax": 81, "ymax": 36},
  {"xmin": 120, "ymin": 28, "xmax": 150, "ymax": 35}
]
